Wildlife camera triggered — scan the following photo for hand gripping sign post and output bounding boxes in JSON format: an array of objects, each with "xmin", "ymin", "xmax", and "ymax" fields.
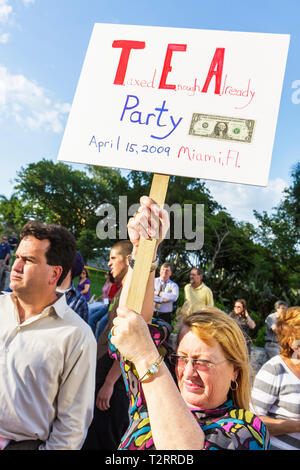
[{"xmin": 58, "ymin": 23, "xmax": 289, "ymax": 313}]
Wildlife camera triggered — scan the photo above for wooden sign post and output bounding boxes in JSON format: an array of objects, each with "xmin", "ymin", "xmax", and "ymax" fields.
[{"xmin": 126, "ymin": 173, "xmax": 169, "ymax": 313}]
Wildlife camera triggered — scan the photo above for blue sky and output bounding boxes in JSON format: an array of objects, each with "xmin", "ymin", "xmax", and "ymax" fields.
[{"xmin": 0, "ymin": 0, "xmax": 299, "ymax": 225}]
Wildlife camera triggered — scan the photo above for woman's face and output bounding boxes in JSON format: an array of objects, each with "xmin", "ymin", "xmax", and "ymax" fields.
[
  {"xmin": 176, "ymin": 328, "xmax": 238, "ymax": 410},
  {"xmin": 81, "ymin": 270, "xmax": 87, "ymax": 278},
  {"xmin": 234, "ymin": 302, "xmax": 244, "ymax": 315}
]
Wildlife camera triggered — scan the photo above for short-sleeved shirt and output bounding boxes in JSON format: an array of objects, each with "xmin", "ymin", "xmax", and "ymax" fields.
[
  {"xmin": 154, "ymin": 278, "xmax": 179, "ymax": 313},
  {"xmin": 251, "ymin": 355, "xmax": 300, "ymax": 450},
  {"xmin": 0, "ymin": 243, "xmax": 11, "ymax": 260},
  {"xmin": 77, "ymin": 279, "xmax": 91, "ymax": 302},
  {"xmin": 265, "ymin": 312, "xmax": 279, "ymax": 343},
  {"xmin": 8, "ymin": 237, "xmax": 18, "ymax": 251}
]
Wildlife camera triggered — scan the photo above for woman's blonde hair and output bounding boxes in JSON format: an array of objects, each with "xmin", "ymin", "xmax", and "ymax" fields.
[
  {"xmin": 177, "ymin": 306, "xmax": 253, "ymax": 410},
  {"xmin": 276, "ymin": 306, "xmax": 300, "ymax": 358}
]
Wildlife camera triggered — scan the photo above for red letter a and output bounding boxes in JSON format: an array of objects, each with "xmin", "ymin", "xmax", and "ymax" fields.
[
  {"xmin": 201, "ymin": 48, "xmax": 225, "ymax": 95},
  {"xmin": 112, "ymin": 40, "xmax": 146, "ymax": 85}
]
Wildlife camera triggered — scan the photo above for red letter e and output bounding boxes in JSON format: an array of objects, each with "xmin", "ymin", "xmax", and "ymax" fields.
[{"xmin": 159, "ymin": 44, "xmax": 187, "ymax": 90}]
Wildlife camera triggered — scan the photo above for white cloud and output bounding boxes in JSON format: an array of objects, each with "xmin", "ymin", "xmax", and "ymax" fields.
[
  {"xmin": 205, "ymin": 178, "xmax": 287, "ymax": 225},
  {"xmin": 0, "ymin": 31, "xmax": 9, "ymax": 42},
  {"xmin": 0, "ymin": 0, "xmax": 12, "ymax": 24},
  {"xmin": 0, "ymin": 65, "xmax": 71, "ymax": 133},
  {"xmin": 0, "ymin": 0, "xmax": 13, "ymax": 45},
  {"xmin": 0, "ymin": 0, "xmax": 35, "ymax": 44}
]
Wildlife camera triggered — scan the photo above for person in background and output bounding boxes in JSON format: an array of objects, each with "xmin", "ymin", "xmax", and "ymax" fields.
[
  {"xmin": 0, "ymin": 235, "xmax": 11, "ymax": 290},
  {"xmin": 56, "ymin": 251, "xmax": 89, "ymax": 323},
  {"xmin": 251, "ymin": 306, "xmax": 300, "ymax": 450},
  {"xmin": 94, "ymin": 277, "xmax": 122, "ymax": 341},
  {"xmin": 0, "ymin": 221, "xmax": 96, "ymax": 450},
  {"xmin": 153, "ymin": 262, "xmax": 179, "ymax": 327},
  {"xmin": 8, "ymin": 232, "xmax": 19, "ymax": 253},
  {"xmin": 229, "ymin": 299, "xmax": 256, "ymax": 356},
  {"xmin": 88, "ymin": 271, "xmax": 115, "ymax": 337},
  {"xmin": 265, "ymin": 300, "xmax": 288, "ymax": 360},
  {"xmin": 109, "ymin": 196, "xmax": 269, "ymax": 450},
  {"xmin": 184, "ymin": 267, "xmax": 214, "ymax": 314},
  {"xmin": 78, "ymin": 267, "xmax": 91, "ymax": 302},
  {"xmin": 97, "ymin": 271, "xmax": 114, "ymax": 303}
]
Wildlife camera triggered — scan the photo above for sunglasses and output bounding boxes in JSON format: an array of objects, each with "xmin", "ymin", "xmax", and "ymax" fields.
[{"xmin": 170, "ymin": 354, "xmax": 227, "ymax": 372}]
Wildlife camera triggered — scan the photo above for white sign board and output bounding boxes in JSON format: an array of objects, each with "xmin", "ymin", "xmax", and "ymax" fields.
[{"xmin": 58, "ymin": 23, "xmax": 290, "ymax": 186}]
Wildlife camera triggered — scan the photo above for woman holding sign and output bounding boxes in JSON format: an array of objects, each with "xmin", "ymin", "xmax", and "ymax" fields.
[{"xmin": 110, "ymin": 196, "xmax": 269, "ymax": 450}]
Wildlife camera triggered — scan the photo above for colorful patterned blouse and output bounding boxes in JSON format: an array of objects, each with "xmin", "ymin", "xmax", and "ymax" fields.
[{"xmin": 109, "ymin": 319, "xmax": 270, "ymax": 450}]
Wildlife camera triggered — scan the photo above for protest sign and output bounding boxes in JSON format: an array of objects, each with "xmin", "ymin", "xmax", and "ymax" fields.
[
  {"xmin": 58, "ymin": 23, "xmax": 289, "ymax": 187},
  {"xmin": 58, "ymin": 23, "xmax": 290, "ymax": 312}
]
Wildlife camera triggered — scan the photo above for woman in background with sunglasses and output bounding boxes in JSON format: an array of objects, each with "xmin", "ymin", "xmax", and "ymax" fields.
[{"xmin": 110, "ymin": 196, "xmax": 269, "ymax": 450}]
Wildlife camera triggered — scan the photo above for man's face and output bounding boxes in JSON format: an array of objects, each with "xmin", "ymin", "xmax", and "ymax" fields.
[
  {"xmin": 190, "ymin": 269, "xmax": 203, "ymax": 287},
  {"xmin": 108, "ymin": 248, "xmax": 128, "ymax": 283},
  {"xmin": 10, "ymin": 236, "xmax": 62, "ymax": 296},
  {"xmin": 1, "ymin": 236, "xmax": 7, "ymax": 244},
  {"xmin": 276, "ymin": 304, "xmax": 287, "ymax": 315},
  {"xmin": 160, "ymin": 265, "xmax": 172, "ymax": 282}
]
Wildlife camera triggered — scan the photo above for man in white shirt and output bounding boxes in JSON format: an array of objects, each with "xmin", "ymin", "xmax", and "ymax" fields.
[
  {"xmin": 0, "ymin": 221, "xmax": 96, "ymax": 450},
  {"xmin": 153, "ymin": 262, "xmax": 179, "ymax": 326}
]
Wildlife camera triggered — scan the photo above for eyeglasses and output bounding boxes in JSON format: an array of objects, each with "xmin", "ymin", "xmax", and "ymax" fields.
[{"xmin": 170, "ymin": 354, "xmax": 227, "ymax": 372}]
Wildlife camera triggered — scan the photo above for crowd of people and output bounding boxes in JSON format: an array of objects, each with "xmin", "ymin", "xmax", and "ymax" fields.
[{"xmin": 0, "ymin": 199, "xmax": 299, "ymax": 451}]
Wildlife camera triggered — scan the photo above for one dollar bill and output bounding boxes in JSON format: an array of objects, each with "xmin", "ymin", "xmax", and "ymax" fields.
[{"xmin": 189, "ymin": 113, "xmax": 255, "ymax": 143}]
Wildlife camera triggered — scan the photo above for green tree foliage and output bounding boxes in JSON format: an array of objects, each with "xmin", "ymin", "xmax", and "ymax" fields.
[
  {"xmin": 0, "ymin": 193, "xmax": 28, "ymax": 232},
  {"xmin": 254, "ymin": 163, "xmax": 300, "ymax": 272},
  {"xmin": 14, "ymin": 159, "xmax": 114, "ymax": 238},
  {"xmin": 254, "ymin": 163, "xmax": 300, "ymax": 291}
]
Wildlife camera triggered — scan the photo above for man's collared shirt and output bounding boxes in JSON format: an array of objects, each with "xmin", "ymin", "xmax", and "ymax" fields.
[
  {"xmin": 184, "ymin": 282, "xmax": 214, "ymax": 313},
  {"xmin": 0, "ymin": 292, "xmax": 96, "ymax": 450},
  {"xmin": 154, "ymin": 278, "xmax": 179, "ymax": 313}
]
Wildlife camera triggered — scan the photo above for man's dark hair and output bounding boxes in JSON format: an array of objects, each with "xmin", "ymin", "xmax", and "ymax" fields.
[
  {"xmin": 20, "ymin": 221, "xmax": 76, "ymax": 286},
  {"xmin": 111, "ymin": 240, "xmax": 133, "ymax": 258},
  {"xmin": 274, "ymin": 300, "xmax": 288, "ymax": 310}
]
